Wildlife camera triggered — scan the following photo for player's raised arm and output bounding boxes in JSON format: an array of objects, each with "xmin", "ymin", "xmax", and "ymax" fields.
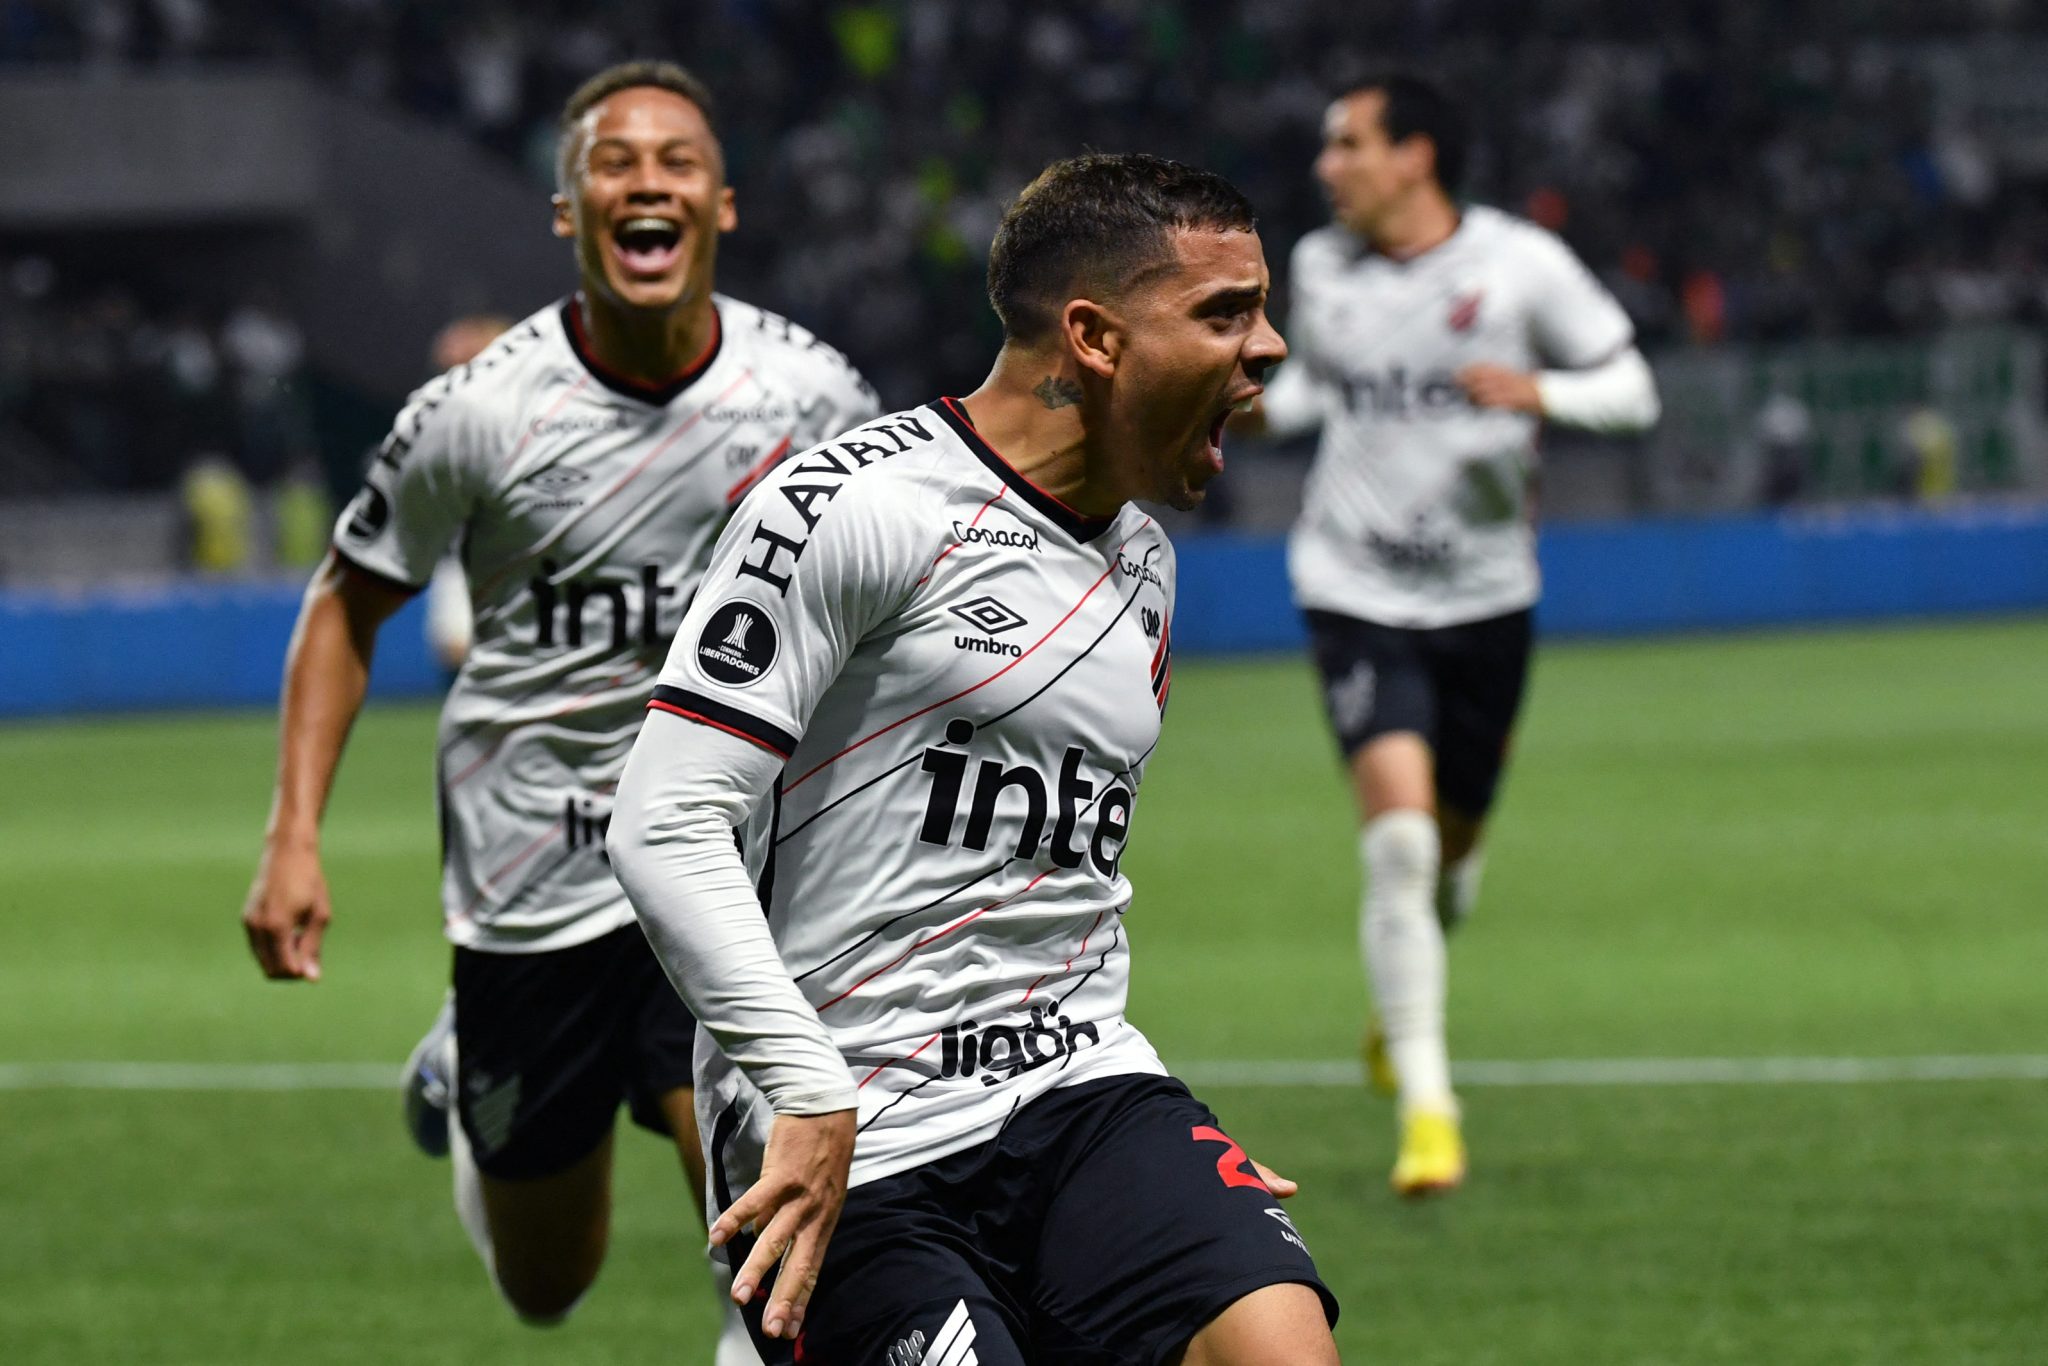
[{"xmin": 241, "ymin": 553, "xmax": 413, "ymax": 980}]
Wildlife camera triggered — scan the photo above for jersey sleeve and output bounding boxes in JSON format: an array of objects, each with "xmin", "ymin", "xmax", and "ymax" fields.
[
  {"xmin": 650, "ymin": 459, "xmax": 925, "ymax": 759},
  {"xmin": 331, "ymin": 375, "xmax": 483, "ymax": 591},
  {"xmin": 1523, "ymin": 229, "xmax": 1636, "ymax": 370}
]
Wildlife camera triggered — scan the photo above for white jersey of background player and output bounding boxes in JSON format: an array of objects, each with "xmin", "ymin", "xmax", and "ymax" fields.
[
  {"xmin": 1247, "ymin": 75, "xmax": 1658, "ymax": 1198},
  {"xmin": 240, "ymin": 63, "xmax": 873, "ymax": 1359},
  {"xmin": 343, "ymin": 292, "xmax": 871, "ymax": 951}
]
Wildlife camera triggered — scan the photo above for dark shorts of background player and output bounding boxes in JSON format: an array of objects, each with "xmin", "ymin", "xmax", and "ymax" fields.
[
  {"xmin": 729, "ymin": 1074, "xmax": 1338, "ymax": 1366},
  {"xmin": 1304, "ymin": 606, "xmax": 1534, "ymax": 818},
  {"xmin": 452, "ymin": 921, "xmax": 697, "ymax": 1180}
]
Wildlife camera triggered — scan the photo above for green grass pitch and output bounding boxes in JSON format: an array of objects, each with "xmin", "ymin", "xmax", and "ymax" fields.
[{"xmin": 2, "ymin": 618, "xmax": 2044, "ymax": 1364}]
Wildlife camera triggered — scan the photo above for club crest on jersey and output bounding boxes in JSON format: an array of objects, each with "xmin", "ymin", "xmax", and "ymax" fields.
[
  {"xmin": 696, "ymin": 600, "xmax": 778, "ymax": 687},
  {"xmin": 1448, "ymin": 289, "xmax": 1484, "ymax": 333}
]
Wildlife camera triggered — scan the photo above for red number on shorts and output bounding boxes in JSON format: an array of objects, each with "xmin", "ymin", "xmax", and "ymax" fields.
[{"xmin": 1191, "ymin": 1125, "xmax": 1270, "ymax": 1192}]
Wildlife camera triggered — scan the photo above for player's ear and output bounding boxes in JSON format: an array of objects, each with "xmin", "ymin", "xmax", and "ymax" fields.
[
  {"xmin": 717, "ymin": 185, "xmax": 737, "ymax": 235},
  {"xmin": 1062, "ymin": 298, "xmax": 1119, "ymax": 381},
  {"xmin": 551, "ymin": 193, "xmax": 575, "ymax": 240}
]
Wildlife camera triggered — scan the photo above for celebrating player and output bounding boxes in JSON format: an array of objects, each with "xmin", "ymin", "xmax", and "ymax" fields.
[
  {"xmin": 238, "ymin": 61, "xmax": 876, "ymax": 1353},
  {"xmin": 1245, "ymin": 74, "xmax": 1660, "ymax": 1196},
  {"xmin": 608, "ymin": 154, "xmax": 1340, "ymax": 1362}
]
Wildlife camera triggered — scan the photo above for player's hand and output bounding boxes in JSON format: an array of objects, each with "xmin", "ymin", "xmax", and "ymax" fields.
[
  {"xmin": 240, "ymin": 838, "xmax": 332, "ymax": 981},
  {"xmin": 1252, "ymin": 1158, "xmax": 1299, "ymax": 1199},
  {"xmin": 1457, "ymin": 363, "xmax": 1544, "ymax": 414},
  {"xmin": 712, "ymin": 1107, "xmax": 857, "ymax": 1341}
]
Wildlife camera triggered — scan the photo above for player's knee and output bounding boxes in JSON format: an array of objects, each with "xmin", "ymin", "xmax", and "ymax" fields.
[
  {"xmin": 1363, "ymin": 808, "xmax": 1440, "ymax": 895},
  {"xmin": 492, "ymin": 1261, "xmax": 597, "ymax": 1327}
]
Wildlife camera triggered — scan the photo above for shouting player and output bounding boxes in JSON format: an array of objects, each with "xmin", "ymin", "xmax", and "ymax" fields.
[
  {"xmin": 1247, "ymin": 73, "xmax": 1660, "ymax": 1195},
  {"xmin": 608, "ymin": 154, "xmax": 1341, "ymax": 1362},
  {"xmin": 238, "ymin": 61, "xmax": 875, "ymax": 1351}
]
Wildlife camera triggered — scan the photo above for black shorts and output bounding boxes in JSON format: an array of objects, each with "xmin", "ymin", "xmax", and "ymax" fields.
[
  {"xmin": 452, "ymin": 921, "xmax": 698, "ymax": 1180},
  {"xmin": 1304, "ymin": 606, "xmax": 1534, "ymax": 817},
  {"xmin": 734, "ymin": 1074, "xmax": 1337, "ymax": 1365}
]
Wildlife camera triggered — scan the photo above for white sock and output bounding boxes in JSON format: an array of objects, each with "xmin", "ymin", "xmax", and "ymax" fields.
[
  {"xmin": 1436, "ymin": 844, "xmax": 1486, "ymax": 931},
  {"xmin": 1361, "ymin": 810, "xmax": 1456, "ymax": 1115},
  {"xmin": 710, "ymin": 1259, "xmax": 762, "ymax": 1365}
]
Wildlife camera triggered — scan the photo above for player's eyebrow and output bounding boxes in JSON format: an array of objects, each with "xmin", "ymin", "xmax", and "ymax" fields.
[{"xmin": 1194, "ymin": 284, "xmax": 1266, "ymax": 314}]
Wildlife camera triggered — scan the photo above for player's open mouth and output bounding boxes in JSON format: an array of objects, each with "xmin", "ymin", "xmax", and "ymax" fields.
[
  {"xmin": 1205, "ymin": 410, "xmax": 1229, "ymax": 466},
  {"xmin": 613, "ymin": 217, "xmax": 683, "ymax": 276}
]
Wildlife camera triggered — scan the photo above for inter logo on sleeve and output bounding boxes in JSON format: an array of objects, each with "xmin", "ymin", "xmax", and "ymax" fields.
[{"xmin": 696, "ymin": 600, "xmax": 778, "ymax": 687}]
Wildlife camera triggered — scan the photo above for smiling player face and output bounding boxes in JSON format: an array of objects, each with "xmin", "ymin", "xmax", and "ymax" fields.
[
  {"xmin": 1106, "ymin": 228, "xmax": 1286, "ymax": 511},
  {"xmin": 553, "ymin": 86, "xmax": 736, "ymax": 312}
]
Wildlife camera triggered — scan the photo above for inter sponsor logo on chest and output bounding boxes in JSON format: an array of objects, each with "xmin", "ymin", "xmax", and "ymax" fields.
[{"xmin": 914, "ymin": 719, "xmax": 1134, "ymax": 877}]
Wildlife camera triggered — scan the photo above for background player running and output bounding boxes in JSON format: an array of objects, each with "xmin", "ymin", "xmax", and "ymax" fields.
[
  {"xmin": 1241, "ymin": 73, "xmax": 1661, "ymax": 1196},
  {"xmin": 608, "ymin": 154, "xmax": 1341, "ymax": 1363},
  {"xmin": 238, "ymin": 60, "xmax": 875, "ymax": 1352}
]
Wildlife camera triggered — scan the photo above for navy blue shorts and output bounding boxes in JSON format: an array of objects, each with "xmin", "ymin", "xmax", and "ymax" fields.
[
  {"xmin": 1304, "ymin": 606, "xmax": 1534, "ymax": 817},
  {"xmin": 451, "ymin": 922, "xmax": 698, "ymax": 1179},
  {"xmin": 733, "ymin": 1073, "xmax": 1337, "ymax": 1365}
]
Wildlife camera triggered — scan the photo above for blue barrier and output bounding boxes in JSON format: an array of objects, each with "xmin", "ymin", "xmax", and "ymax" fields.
[{"xmin": 3, "ymin": 503, "xmax": 2045, "ymax": 716}]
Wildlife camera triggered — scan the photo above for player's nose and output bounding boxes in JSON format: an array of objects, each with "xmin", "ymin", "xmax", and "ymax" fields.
[{"xmin": 1243, "ymin": 311, "xmax": 1287, "ymax": 380}]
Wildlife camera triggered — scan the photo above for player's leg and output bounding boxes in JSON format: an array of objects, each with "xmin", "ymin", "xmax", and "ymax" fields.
[
  {"xmin": 1026, "ymin": 1075, "xmax": 1339, "ymax": 1363},
  {"xmin": 1428, "ymin": 608, "xmax": 1535, "ymax": 933},
  {"xmin": 1172, "ymin": 1284, "xmax": 1340, "ymax": 1366},
  {"xmin": 1304, "ymin": 612, "xmax": 1456, "ymax": 1135},
  {"xmin": 449, "ymin": 929, "xmax": 646, "ymax": 1324}
]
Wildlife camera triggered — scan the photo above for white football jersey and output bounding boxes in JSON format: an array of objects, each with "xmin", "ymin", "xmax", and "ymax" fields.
[
  {"xmin": 650, "ymin": 400, "xmax": 1174, "ymax": 1189},
  {"xmin": 1270, "ymin": 206, "xmax": 1634, "ymax": 627},
  {"xmin": 333, "ymin": 295, "xmax": 878, "ymax": 952}
]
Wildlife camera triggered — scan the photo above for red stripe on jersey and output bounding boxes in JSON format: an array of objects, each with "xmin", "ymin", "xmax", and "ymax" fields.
[
  {"xmin": 646, "ymin": 699, "xmax": 793, "ymax": 759},
  {"xmin": 725, "ymin": 434, "xmax": 793, "ymax": 504},
  {"xmin": 1019, "ymin": 908, "xmax": 1105, "ymax": 1005},
  {"xmin": 816, "ymin": 868, "xmax": 1056, "ymax": 1012},
  {"xmin": 445, "ymin": 665, "xmax": 647, "ymax": 788},
  {"xmin": 783, "ymin": 523, "xmax": 1150, "ymax": 795},
  {"xmin": 502, "ymin": 377, "xmax": 591, "ymax": 470},
  {"xmin": 915, "ymin": 486, "xmax": 1006, "ymax": 587},
  {"xmin": 856, "ymin": 1029, "xmax": 943, "ymax": 1090}
]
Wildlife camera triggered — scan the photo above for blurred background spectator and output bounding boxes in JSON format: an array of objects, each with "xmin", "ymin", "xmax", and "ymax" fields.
[{"xmin": 4, "ymin": 0, "xmax": 2047, "ymax": 576}]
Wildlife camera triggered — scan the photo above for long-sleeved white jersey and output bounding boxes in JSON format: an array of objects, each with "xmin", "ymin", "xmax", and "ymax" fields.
[
  {"xmin": 1265, "ymin": 206, "xmax": 1650, "ymax": 627},
  {"xmin": 611, "ymin": 399, "xmax": 1178, "ymax": 1198}
]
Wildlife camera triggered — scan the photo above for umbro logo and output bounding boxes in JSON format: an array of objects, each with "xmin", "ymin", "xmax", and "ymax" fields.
[
  {"xmin": 950, "ymin": 596, "xmax": 1026, "ymax": 636},
  {"xmin": 1265, "ymin": 1206, "xmax": 1310, "ymax": 1253}
]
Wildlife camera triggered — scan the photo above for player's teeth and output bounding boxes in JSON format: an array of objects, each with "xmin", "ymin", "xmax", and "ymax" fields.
[{"xmin": 621, "ymin": 218, "xmax": 676, "ymax": 234}]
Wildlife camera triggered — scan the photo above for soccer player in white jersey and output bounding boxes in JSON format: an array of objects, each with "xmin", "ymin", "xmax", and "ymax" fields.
[
  {"xmin": 608, "ymin": 154, "xmax": 1341, "ymax": 1363},
  {"xmin": 238, "ymin": 61, "xmax": 876, "ymax": 1350},
  {"xmin": 1245, "ymin": 73, "xmax": 1660, "ymax": 1196}
]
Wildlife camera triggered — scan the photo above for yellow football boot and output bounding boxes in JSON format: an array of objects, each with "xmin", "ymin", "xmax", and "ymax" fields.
[{"xmin": 1390, "ymin": 1108, "xmax": 1466, "ymax": 1198}]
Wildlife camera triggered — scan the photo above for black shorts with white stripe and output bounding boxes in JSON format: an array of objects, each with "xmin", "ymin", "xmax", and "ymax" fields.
[{"xmin": 735, "ymin": 1073, "xmax": 1337, "ymax": 1364}]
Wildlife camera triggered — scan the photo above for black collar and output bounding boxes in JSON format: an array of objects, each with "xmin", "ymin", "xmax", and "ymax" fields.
[
  {"xmin": 560, "ymin": 296, "xmax": 723, "ymax": 404},
  {"xmin": 934, "ymin": 398, "xmax": 1118, "ymax": 542}
]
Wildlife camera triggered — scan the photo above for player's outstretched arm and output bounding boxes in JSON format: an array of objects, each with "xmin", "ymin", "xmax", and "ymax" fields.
[
  {"xmin": 1458, "ymin": 347, "xmax": 1660, "ymax": 433},
  {"xmin": 241, "ymin": 552, "xmax": 412, "ymax": 981}
]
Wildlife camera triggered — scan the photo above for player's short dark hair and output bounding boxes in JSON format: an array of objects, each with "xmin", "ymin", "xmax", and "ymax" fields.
[
  {"xmin": 986, "ymin": 153, "xmax": 1259, "ymax": 343},
  {"xmin": 1348, "ymin": 72, "xmax": 1467, "ymax": 194},
  {"xmin": 556, "ymin": 60, "xmax": 720, "ymax": 193}
]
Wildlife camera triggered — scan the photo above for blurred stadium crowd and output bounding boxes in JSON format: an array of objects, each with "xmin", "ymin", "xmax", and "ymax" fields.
[{"xmin": 5, "ymin": 0, "xmax": 2047, "ymax": 499}]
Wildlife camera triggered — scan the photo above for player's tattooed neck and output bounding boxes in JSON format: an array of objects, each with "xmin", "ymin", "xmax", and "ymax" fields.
[{"xmin": 1034, "ymin": 376, "xmax": 1083, "ymax": 410}]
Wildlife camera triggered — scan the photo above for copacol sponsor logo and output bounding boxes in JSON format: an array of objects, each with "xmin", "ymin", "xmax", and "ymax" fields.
[
  {"xmin": 953, "ymin": 518, "xmax": 1040, "ymax": 553},
  {"xmin": 950, "ymin": 595, "xmax": 1027, "ymax": 657},
  {"xmin": 695, "ymin": 600, "xmax": 778, "ymax": 687},
  {"xmin": 938, "ymin": 1003, "xmax": 1100, "ymax": 1086}
]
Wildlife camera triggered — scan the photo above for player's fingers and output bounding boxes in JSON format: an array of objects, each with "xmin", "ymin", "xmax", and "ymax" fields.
[
  {"xmin": 708, "ymin": 1181, "xmax": 774, "ymax": 1250},
  {"xmin": 731, "ymin": 1203, "xmax": 802, "ymax": 1316},
  {"xmin": 763, "ymin": 1211, "xmax": 836, "ymax": 1340},
  {"xmin": 1252, "ymin": 1159, "xmax": 1299, "ymax": 1198},
  {"xmin": 297, "ymin": 903, "xmax": 331, "ymax": 983},
  {"xmin": 242, "ymin": 909, "xmax": 297, "ymax": 979}
]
